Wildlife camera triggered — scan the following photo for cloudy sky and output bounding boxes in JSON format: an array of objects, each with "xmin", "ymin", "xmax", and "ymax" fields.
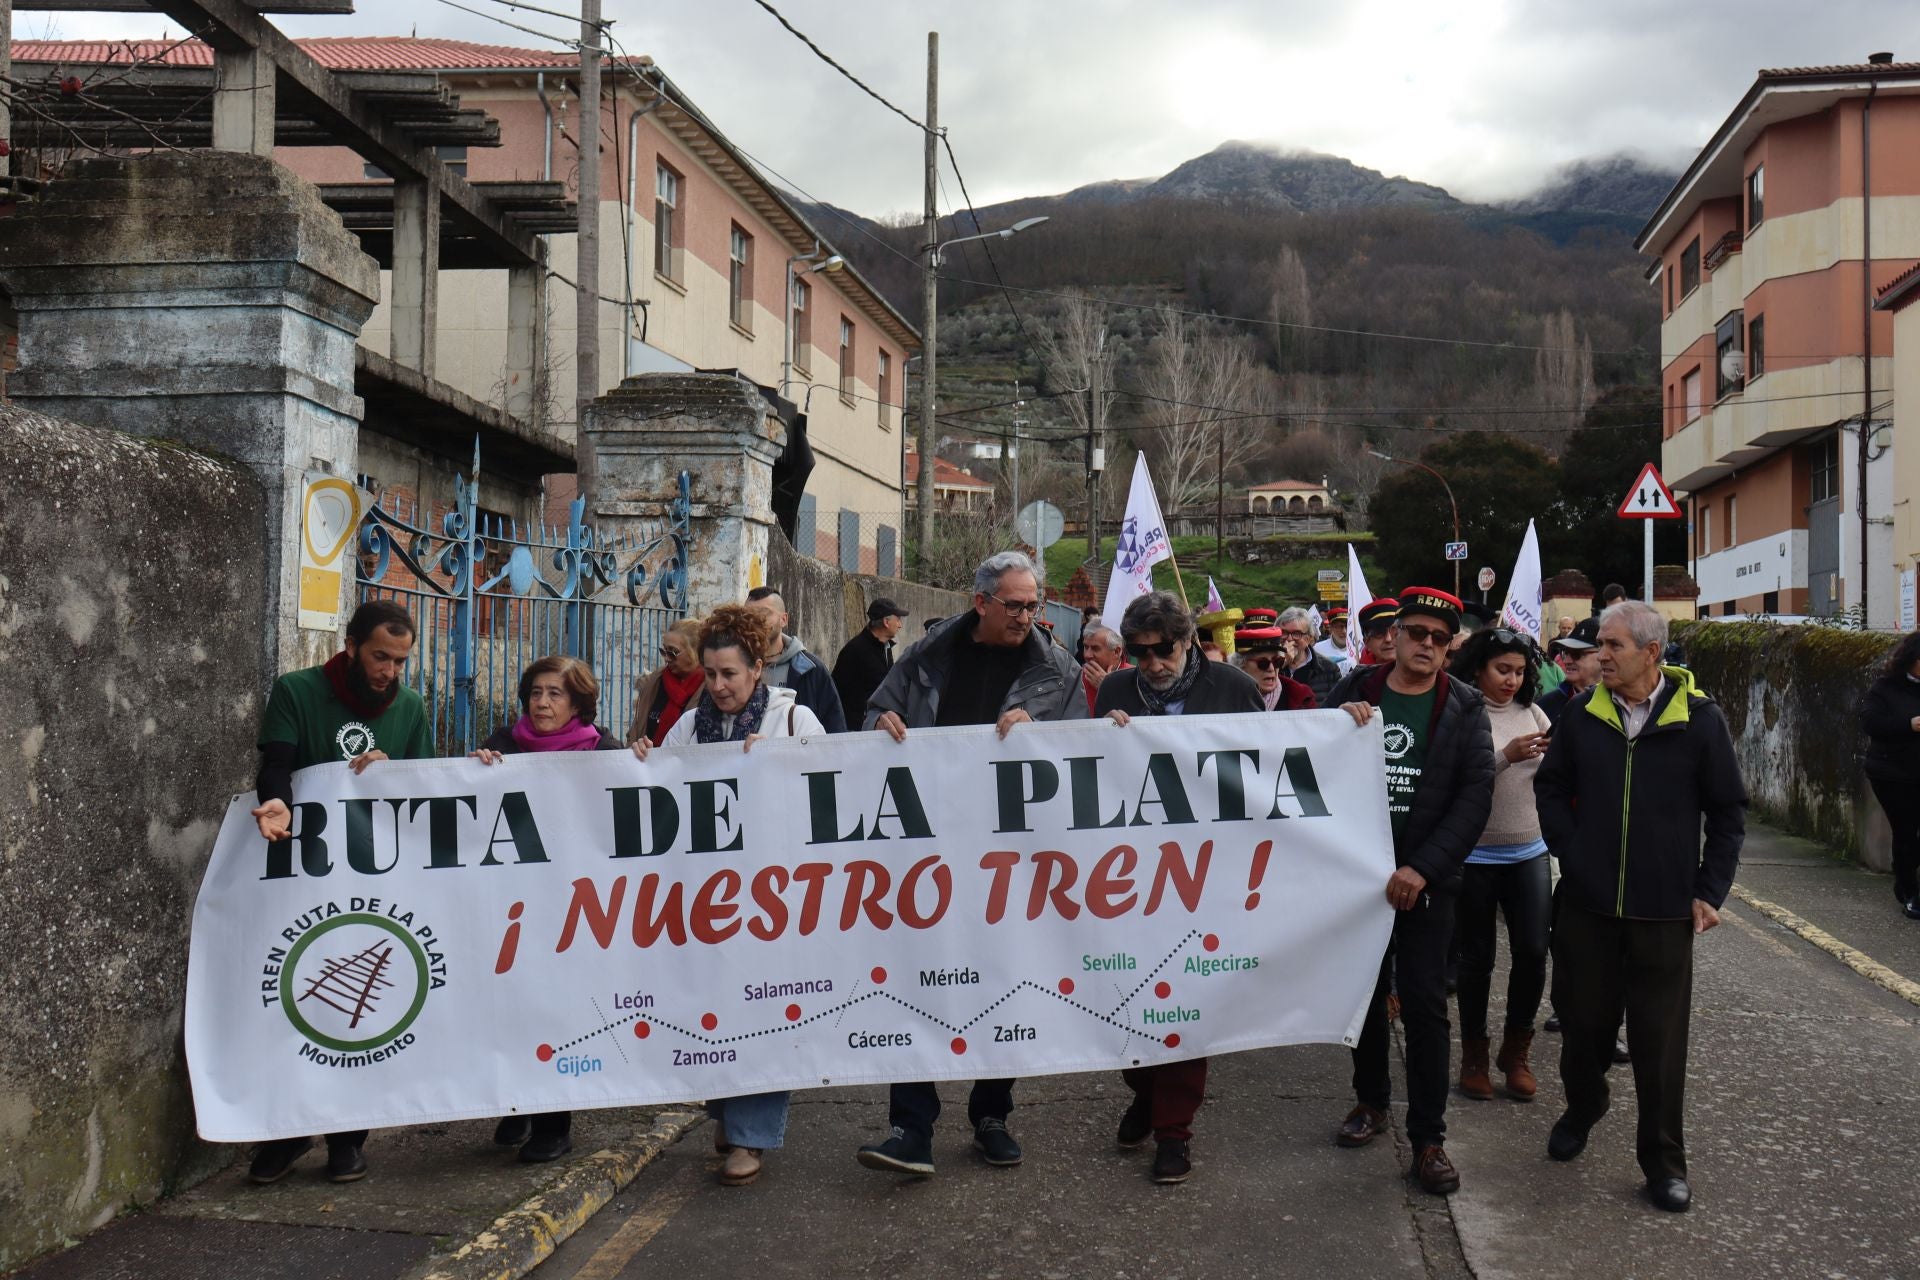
[{"xmin": 23, "ymin": 0, "xmax": 1906, "ymax": 215}]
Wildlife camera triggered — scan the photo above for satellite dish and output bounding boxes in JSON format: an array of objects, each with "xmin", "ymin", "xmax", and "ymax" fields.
[{"xmin": 1015, "ymin": 500, "xmax": 1065, "ymax": 550}]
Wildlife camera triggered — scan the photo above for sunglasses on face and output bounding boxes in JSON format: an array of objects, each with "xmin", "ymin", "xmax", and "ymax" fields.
[
  {"xmin": 1397, "ymin": 622, "xmax": 1453, "ymax": 648},
  {"xmin": 1125, "ymin": 638, "xmax": 1181, "ymax": 660},
  {"xmin": 987, "ymin": 593, "xmax": 1044, "ymax": 615},
  {"xmin": 660, "ymin": 645, "xmax": 684, "ymax": 660},
  {"xmin": 1245, "ymin": 655, "xmax": 1280, "ymax": 671}
]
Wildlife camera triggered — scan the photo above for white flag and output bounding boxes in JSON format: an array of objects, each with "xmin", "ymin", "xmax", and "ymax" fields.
[
  {"xmin": 1345, "ymin": 543, "xmax": 1374, "ymax": 656},
  {"xmin": 1307, "ymin": 604, "xmax": 1324, "ymax": 636},
  {"xmin": 1205, "ymin": 576, "xmax": 1225, "ymax": 613},
  {"xmin": 1101, "ymin": 454, "xmax": 1174, "ymax": 631},
  {"xmin": 1499, "ymin": 519, "xmax": 1544, "ymax": 641}
]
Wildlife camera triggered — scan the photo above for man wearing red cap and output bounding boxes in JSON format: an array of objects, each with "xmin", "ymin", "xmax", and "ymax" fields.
[
  {"xmin": 1324, "ymin": 586, "xmax": 1495, "ymax": 1196},
  {"xmin": 1356, "ymin": 598, "xmax": 1399, "ymax": 666},
  {"xmin": 1314, "ymin": 605, "xmax": 1356, "ymax": 673}
]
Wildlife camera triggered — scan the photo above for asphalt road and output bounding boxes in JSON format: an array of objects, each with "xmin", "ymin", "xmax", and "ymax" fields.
[{"xmin": 536, "ymin": 824, "xmax": 1920, "ymax": 1280}]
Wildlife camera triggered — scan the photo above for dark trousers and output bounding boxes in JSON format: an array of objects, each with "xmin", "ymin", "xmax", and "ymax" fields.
[
  {"xmin": 889, "ymin": 1078, "xmax": 1014, "ymax": 1140},
  {"xmin": 1456, "ymin": 855, "xmax": 1552, "ymax": 1041},
  {"xmin": 1120, "ymin": 1058, "xmax": 1208, "ymax": 1143},
  {"xmin": 1868, "ymin": 776, "xmax": 1920, "ymax": 902},
  {"xmin": 1351, "ymin": 892, "xmax": 1455, "ymax": 1151},
  {"xmin": 1552, "ymin": 903, "xmax": 1694, "ymax": 1182}
]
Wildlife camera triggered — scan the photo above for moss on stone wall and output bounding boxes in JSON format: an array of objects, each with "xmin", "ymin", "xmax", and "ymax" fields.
[{"xmin": 1674, "ymin": 620, "xmax": 1898, "ymax": 860}]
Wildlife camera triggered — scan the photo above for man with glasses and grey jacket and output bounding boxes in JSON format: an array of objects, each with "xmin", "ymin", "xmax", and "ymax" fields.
[{"xmin": 855, "ymin": 550, "xmax": 1086, "ymax": 1178}]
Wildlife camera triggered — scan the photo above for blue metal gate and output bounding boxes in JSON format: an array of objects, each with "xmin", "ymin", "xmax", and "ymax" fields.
[{"xmin": 356, "ymin": 450, "xmax": 692, "ymax": 753}]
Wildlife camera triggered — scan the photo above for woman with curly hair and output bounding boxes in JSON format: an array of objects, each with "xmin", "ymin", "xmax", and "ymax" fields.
[
  {"xmin": 1446, "ymin": 628, "xmax": 1553, "ymax": 1103},
  {"xmin": 630, "ymin": 603, "xmax": 825, "ymax": 1185},
  {"xmin": 1861, "ymin": 631, "xmax": 1920, "ymax": 920}
]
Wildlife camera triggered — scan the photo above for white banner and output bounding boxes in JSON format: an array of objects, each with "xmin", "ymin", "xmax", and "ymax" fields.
[
  {"xmin": 186, "ymin": 714, "xmax": 1395, "ymax": 1141},
  {"xmin": 1500, "ymin": 518, "xmax": 1544, "ymax": 641},
  {"xmin": 1101, "ymin": 454, "xmax": 1173, "ymax": 631},
  {"xmin": 1346, "ymin": 544, "xmax": 1374, "ymax": 656}
]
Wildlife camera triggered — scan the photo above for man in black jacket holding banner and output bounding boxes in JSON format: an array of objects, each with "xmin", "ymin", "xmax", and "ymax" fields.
[
  {"xmin": 1533, "ymin": 600, "xmax": 1745, "ymax": 1214},
  {"xmin": 1325, "ymin": 586, "xmax": 1494, "ymax": 1196}
]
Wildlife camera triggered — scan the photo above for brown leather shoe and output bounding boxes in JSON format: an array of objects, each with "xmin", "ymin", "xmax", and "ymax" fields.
[
  {"xmin": 1496, "ymin": 1029, "xmax": 1537, "ymax": 1102},
  {"xmin": 1458, "ymin": 1037, "xmax": 1493, "ymax": 1100},
  {"xmin": 1412, "ymin": 1144, "xmax": 1459, "ymax": 1195},
  {"xmin": 719, "ymin": 1146, "xmax": 762, "ymax": 1186},
  {"xmin": 1336, "ymin": 1104, "xmax": 1390, "ymax": 1148}
]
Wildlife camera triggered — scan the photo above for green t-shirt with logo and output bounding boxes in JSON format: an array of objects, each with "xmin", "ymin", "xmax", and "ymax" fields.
[
  {"xmin": 1377, "ymin": 684, "xmax": 1437, "ymax": 847},
  {"xmin": 260, "ymin": 665, "xmax": 435, "ymax": 767}
]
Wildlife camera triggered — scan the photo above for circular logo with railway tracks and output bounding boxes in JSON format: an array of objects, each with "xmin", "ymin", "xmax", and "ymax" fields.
[{"xmin": 278, "ymin": 911, "xmax": 432, "ymax": 1053}]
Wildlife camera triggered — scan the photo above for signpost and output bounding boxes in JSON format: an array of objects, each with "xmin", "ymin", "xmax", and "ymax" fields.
[
  {"xmin": 1617, "ymin": 462, "xmax": 1683, "ymax": 602},
  {"xmin": 1445, "ymin": 541, "xmax": 1469, "ymax": 562},
  {"xmin": 1315, "ymin": 567, "xmax": 1345, "ymax": 603},
  {"xmin": 1015, "ymin": 499, "xmax": 1066, "ymax": 551},
  {"xmin": 1476, "ymin": 565, "xmax": 1496, "ymax": 603}
]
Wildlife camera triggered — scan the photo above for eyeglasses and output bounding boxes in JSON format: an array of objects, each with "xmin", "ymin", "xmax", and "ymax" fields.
[
  {"xmin": 1397, "ymin": 622, "xmax": 1453, "ymax": 648},
  {"xmin": 1125, "ymin": 638, "xmax": 1181, "ymax": 660},
  {"xmin": 1244, "ymin": 655, "xmax": 1280, "ymax": 671},
  {"xmin": 660, "ymin": 644, "xmax": 685, "ymax": 660},
  {"xmin": 987, "ymin": 593, "xmax": 1044, "ymax": 615},
  {"xmin": 1280, "ymin": 627, "xmax": 1311, "ymax": 639}
]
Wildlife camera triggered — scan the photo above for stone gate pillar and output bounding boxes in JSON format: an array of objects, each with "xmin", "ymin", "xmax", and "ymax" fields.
[
  {"xmin": 582, "ymin": 372, "xmax": 785, "ymax": 615},
  {"xmin": 0, "ymin": 151, "xmax": 380, "ymax": 679}
]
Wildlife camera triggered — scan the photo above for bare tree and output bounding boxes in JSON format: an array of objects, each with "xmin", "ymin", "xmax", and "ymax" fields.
[
  {"xmin": 1327, "ymin": 426, "xmax": 1395, "ymax": 529},
  {"xmin": 1031, "ymin": 289, "xmax": 1107, "ymax": 440},
  {"xmin": 1137, "ymin": 305, "xmax": 1271, "ymax": 515},
  {"xmin": 1263, "ymin": 245, "xmax": 1314, "ymax": 369}
]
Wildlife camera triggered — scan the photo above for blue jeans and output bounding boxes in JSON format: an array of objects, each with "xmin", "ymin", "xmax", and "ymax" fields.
[{"xmin": 708, "ymin": 1092, "xmax": 789, "ymax": 1149}]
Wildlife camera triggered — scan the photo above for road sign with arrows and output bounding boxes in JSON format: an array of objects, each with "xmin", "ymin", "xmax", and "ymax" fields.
[{"xmin": 1617, "ymin": 462, "xmax": 1682, "ymax": 519}]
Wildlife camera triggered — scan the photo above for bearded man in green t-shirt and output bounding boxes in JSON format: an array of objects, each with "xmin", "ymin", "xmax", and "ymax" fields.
[{"xmin": 246, "ymin": 599, "xmax": 434, "ymax": 1186}]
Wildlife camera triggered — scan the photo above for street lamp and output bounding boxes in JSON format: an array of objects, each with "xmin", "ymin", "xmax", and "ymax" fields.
[
  {"xmin": 916, "ymin": 216, "xmax": 1050, "ymax": 574},
  {"xmin": 1371, "ymin": 448, "xmax": 1462, "ymax": 597},
  {"xmin": 781, "ymin": 245, "xmax": 844, "ymax": 398}
]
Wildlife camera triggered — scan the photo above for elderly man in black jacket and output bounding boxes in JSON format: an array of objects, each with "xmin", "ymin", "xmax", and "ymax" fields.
[
  {"xmin": 1094, "ymin": 590, "xmax": 1263, "ymax": 1185},
  {"xmin": 1533, "ymin": 600, "xmax": 1745, "ymax": 1214},
  {"xmin": 1325, "ymin": 586, "xmax": 1495, "ymax": 1196},
  {"xmin": 856, "ymin": 550, "xmax": 1086, "ymax": 1179}
]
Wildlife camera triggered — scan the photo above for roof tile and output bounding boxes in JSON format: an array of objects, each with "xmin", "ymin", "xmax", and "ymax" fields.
[{"xmin": 11, "ymin": 36, "xmax": 632, "ymax": 72}]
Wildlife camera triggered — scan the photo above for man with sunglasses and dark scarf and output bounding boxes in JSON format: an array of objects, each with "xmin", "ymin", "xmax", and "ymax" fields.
[
  {"xmin": 245, "ymin": 600, "xmax": 435, "ymax": 1187},
  {"xmin": 1092, "ymin": 591, "xmax": 1263, "ymax": 1183},
  {"xmin": 1323, "ymin": 586, "xmax": 1494, "ymax": 1198}
]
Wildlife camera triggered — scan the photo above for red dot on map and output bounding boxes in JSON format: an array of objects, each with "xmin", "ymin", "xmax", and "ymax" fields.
[
  {"xmin": 1155, "ymin": 981, "xmax": 1172, "ymax": 999},
  {"xmin": 700, "ymin": 1012, "xmax": 718, "ymax": 1031},
  {"xmin": 785, "ymin": 1004, "xmax": 802, "ymax": 1022},
  {"xmin": 633, "ymin": 1021, "xmax": 650, "ymax": 1039},
  {"xmin": 536, "ymin": 1044, "xmax": 554, "ymax": 1062},
  {"xmin": 950, "ymin": 1037, "xmax": 967, "ymax": 1054},
  {"xmin": 871, "ymin": 967, "xmax": 888, "ymax": 984},
  {"xmin": 1203, "ymin": 934, "xmax": 1220, "ymax": 952},
  {"xmin": 1164, "ymin": 1033, "xmax": 1181, "ymax": 1049},
  {"xmin": 1058, "ymin": 977, "xmax": 1075, "ymax": 995}
]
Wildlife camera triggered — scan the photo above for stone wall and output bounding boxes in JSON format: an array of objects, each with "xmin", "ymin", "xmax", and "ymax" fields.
[
  {"xmin": 766, "ymin": 528, "xmax": 971, "ymax": 664},
  {"xmin": 1673, "ymin": 620, "xmax": 1898, "ymax": 868},
  {"xmin": 0, "ymin": 407, "xmax": 266, "ymax": 1267}
]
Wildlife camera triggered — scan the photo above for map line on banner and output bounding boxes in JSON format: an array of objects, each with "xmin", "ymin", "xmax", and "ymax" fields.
[{"xmin": 541, "ymin": 931, "xmax": 1211, "ymax": 1058}]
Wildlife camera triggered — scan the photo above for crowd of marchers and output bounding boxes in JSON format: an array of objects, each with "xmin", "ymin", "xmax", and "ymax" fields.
[{"xmin": 242, "ymin": 547, "xmax": 1920, "ymax": 1211}]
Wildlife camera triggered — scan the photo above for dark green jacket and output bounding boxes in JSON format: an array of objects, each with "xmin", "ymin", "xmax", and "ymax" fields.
[{"xmin": 1533, "ymin": 665, "xmax": 1746, "ymax": 919}]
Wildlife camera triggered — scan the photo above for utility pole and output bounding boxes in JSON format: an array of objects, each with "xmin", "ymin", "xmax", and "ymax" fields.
[
  {"xmin": 914, "ymin": 32, "xmax": 939, "ymax": 577},
  {"xmin": 575, "ymin": 0, "xmax": 602, "ymax": 509},
  {"xmin": 1, "ymin": 0, "xmax": 13, "ymax": 147},
  {"xmin": 1085, "ymin": 350, "xmax": 1105, "ymax": 564},
  {"xmin": 1011, "ymin": 400, "xmax": 1026, "ymax": 526}
]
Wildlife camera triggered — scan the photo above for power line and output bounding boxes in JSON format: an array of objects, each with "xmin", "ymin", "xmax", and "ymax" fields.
[
  {"xmin": 940, "ymin": 132, "xmax": 1039, "ymax": 349},
  {"xmin": 427, "ymin": 0, "xmax": 582, "ymax": 48},
  {"xmin": 745, "ymin": 0, "xmax": 928, "ymax": 132},
  {"xmin": 459, "ymin": 0, "xmax": 613, "ymax": 28},
  {"xmin": 1116, "ymin": 384, "xmax": 1895, "ymax": 418}
]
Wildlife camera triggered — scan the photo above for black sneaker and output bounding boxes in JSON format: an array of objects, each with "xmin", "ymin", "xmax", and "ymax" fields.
[
  {"xmin": 973, "ymin": 1117, "xmax": 1023, "ymax": 1166},
  {"xmin": 326, "ymin": 1142, "xmax": 368, "ymax": 1183},
  {"xmin": 493, "ymin": 1116, "xmax": 533, "ymax": 1147},
  {"xmin": 1543, "ymin": 1014, "xmax": 1562, "ymax": 1033},
  {"xmin": 1904, "ymin": 897, "xmax": 1920, "ymax": 921},
  {"xmin": 248, "ymin": 1136, "xmax": 313, "ymax": 1185},
  {"xmin": 1116, "ymin": 1099, "xmax": 1152, "ymax": 1148},
  {"xmin": 1547, "ymin": 1114, "xmax": 1589, "ymax": 1163},
  {"xmin": 856, "ymin": 1126, "xmax": 935, "ymax": 1176},
  {"xmin": 1151, "ymin": 1139, "xmax": 1191, "ymax": 1184},
  {"xmin": 518, "ymin": 1130, "xmax": 572, "ymax": 1163}
]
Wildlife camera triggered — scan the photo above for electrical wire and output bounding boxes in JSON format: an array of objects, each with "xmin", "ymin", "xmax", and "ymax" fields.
[
  {"xmin": 744, "ymin": 0, "xmax": 929, "ymax": 133},
  {"xmin": 459, "ymin": 0, "xmax": 614, "ymax": 28},
  {"xmin": 939, "ymin": 132, "xmax": 1039, "ymax": 348},
  {"xmin": 427, "ymin": 0, "xmax": 583, "ymax": 49}
]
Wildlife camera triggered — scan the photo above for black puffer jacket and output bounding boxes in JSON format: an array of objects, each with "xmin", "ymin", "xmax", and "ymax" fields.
[
  {"xmin": 1861, "ymin": 673, "xmax": 1920, "ymax": 783},
  {"xmin": 1324, "ymin": 663, "xmax": 1495, "ymax": 894},
  {"xmin": 1532, "ymin": 666, "xmax": 1746, "ymax": 919}
]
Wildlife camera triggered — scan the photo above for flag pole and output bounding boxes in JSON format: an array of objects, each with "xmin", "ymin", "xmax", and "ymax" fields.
[{"xmin": 1166, "ymin": 549, "xmax": 1191, "ymax": 611}]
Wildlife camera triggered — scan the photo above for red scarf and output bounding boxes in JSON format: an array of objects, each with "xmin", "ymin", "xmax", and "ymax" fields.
[
  {"xmin": 323, "ymin": 651, "xmax": 398, "ymax": 718},
  {"xmin": 509, "ymin": 716, "xmax": 604, "ymax": 752},
  {"xmin": 652, "ymin": 667, "xmax": 705, "ymax": 746}
]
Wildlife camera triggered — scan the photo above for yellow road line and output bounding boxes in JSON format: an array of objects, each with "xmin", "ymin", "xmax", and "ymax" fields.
[
  {"xmin": 570, "ymin": 1162, "xmax": 700, "ymax": 1280},
  {"xmin": 1728, "ymin": 884, "xmax": 1920, "ymax": 1010}
]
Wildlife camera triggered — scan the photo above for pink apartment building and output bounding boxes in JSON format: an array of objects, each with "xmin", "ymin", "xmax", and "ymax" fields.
[
  {"xmin": 17, "ymin": 36, "xmax": 921, "ymax": 574},
  {"xmin": 1640, "ymin": 56, "xmax": 1920, "ymax": 621}
]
